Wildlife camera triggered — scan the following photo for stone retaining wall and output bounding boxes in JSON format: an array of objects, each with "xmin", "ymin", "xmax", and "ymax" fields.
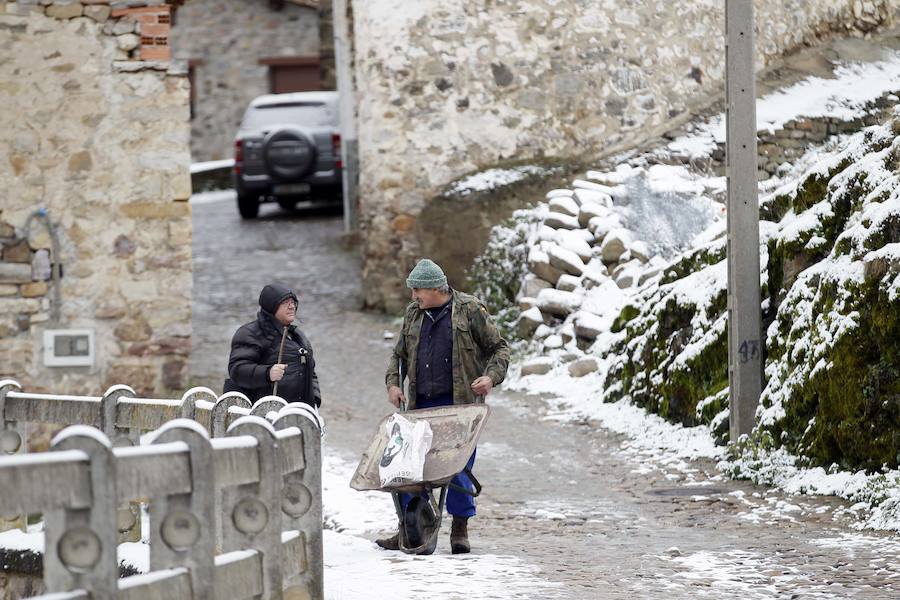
[
  {"xmin": 0, "ymin": 0, "xmax": 192, "ymax": 395},
  {"xmin": 352, "ymin": 0, "xmax": 894, "ymax": 311},
  {"xmin": 646, "ymin": 92, "xmax": 900, "ymax": 180}
]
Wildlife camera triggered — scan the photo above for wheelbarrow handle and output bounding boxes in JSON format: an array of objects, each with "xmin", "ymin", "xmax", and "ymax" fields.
[
  {"xmin": 392, "ymin": 359, "xmax": 408, "ymax": 538},
  {"xmin": 447, "ymin": 467, "xmax": 482, "ymax": 498}
]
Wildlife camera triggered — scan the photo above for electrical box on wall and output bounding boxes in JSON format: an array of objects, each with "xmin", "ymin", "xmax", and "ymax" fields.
[{"xmin": 43, "ymin": 329, "xmax": 95, "ymax": 367}]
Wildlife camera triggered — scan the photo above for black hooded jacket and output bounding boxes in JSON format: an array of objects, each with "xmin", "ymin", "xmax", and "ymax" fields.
[{"xmin": 226, "ymin": 283, "xmax": 321, "ymax": 407}]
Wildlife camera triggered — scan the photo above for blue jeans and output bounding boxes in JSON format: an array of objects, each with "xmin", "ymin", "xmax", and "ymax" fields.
[{"xmin": 400, "ymin": 393, "xmax": 477, "ymax": 518}]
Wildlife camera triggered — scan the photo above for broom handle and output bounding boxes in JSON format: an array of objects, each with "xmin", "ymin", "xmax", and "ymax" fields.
[{"xmin": 272, "ymin": 325, "xmax": 289, "ymax": 397}]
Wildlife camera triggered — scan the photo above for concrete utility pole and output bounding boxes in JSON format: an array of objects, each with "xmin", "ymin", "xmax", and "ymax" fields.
[
  {"xmin": 333, "ymin": 0, "xmax": 359, "ymax": 233},
  {"xmin": 725, "ymin": 0, "xmax": 763, "ymax": 441}
]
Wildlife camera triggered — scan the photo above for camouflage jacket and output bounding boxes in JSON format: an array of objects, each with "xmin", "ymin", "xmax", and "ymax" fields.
[{"xmin": 385, "ymin": 289, "xmax": 510, "ymax": 409}]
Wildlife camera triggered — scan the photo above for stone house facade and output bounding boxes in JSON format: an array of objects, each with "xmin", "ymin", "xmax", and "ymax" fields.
[
  {"xmin": 169, "ymin": 0, "xmax": 332, "ymax": 162},
  {"xmin": 1, "ymin": 0, "xmax": 192, "ymax": 395},
  {"xmin": 349, "ymin": 0, "xmax": 895, "ymax": 311}
]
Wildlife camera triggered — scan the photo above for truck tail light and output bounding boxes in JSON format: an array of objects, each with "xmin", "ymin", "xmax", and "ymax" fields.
[
  {"xmin": 234, "ymin": 140, "xmax": 243, "ymax": 174},
  {"xmin": 332, "ymin": 133, "xmax": 342, "ymax": 169}
]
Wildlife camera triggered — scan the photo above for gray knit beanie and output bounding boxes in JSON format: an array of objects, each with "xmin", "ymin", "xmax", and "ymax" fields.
[{"xmin": 406, "ymin": 258, "xmax": 447, "ymax": 289}]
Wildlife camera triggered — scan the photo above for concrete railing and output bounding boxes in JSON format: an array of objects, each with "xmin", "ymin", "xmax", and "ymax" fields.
[
  {"xmin": 0, "ymin": 380, "xmax": 323, "ymax": 600},
  {"xmin": 0, "ymin": 380, "xmax": 285, "ymax": 449}
]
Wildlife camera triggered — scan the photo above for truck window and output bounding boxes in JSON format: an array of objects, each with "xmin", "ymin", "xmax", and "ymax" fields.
[{"xmin": 242, "ymin": 103, "xmax": 336, "ymax": 129}]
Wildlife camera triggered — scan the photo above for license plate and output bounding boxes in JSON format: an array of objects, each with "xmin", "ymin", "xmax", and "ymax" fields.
[{"xmin": 273, "ymin": 183, "xmax": 311, "ymax": 194}]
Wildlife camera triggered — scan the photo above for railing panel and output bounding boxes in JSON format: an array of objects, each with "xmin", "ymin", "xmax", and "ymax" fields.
[
  {"xmin": 116, "ymin": 398, "xmax": 183, "ymax": 432},
  {"xmin": 213, "ymin": 550, "xmax": 264, "ymax": 600},
  {"xmin": 113, "ymin": 442, "xmax": 192, "ymax": 504},
  {"xmin": 118, "ymin": 567, "xmax": 192, "ymax": 600},
  {"xmin": 4, "ymin": 393, "xmax": 102, "ymax": 428},
  {"xmin": 211, "ymin": 436, "xmax": 260, "ymax": 487},
  {"xmin": 276, "ymin": 426, "xmax": 305, "ymax": 475},
  {"xmin": 0, "ymin": 450, "xmax": 90, "ymax": 512},
  {"xmin": 281, "ymin": 530, "xmax": 307, "ymax": 578}
]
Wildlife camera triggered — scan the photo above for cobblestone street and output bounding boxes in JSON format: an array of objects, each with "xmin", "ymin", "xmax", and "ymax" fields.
[{"xmin": 192, "ymin": 194, "xmax": 900, "ymax": 599}]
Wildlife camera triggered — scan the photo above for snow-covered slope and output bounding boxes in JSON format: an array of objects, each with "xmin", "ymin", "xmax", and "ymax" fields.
[{"xmin": 471, "ymin": 58, "xmax": 900, "ymax": 530}]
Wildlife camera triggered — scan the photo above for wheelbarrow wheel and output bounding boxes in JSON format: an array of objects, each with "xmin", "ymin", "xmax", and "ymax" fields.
[{"xmin": 401, "ymin": 496, "xmax": 440, "ymax": 555}]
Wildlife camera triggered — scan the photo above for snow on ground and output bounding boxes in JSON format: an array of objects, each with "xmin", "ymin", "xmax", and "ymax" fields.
[
  {"xmin": 723, "ymin": 444, "xmax": 900, "ymax": 532},
  {"xmin": 664, "ymin": 549, "xmax": 788, "ymax": 598},
  {"xmin": 505, "ymin": 369, "xmax": 723, "ymax": 469},
  {"xmin": 0, "ymin": 522, "xmax": 42, "ymax": 553},
  {"xmin": 119, "ymin": 541, "xmax": 150, "ymax": 573},
  {"xmin": 321, "ymin": 452, "xmax": 560, "ymax": 600},
  {"xmin": 324, "ymin": 530, "xmax": 557, "ymax": 600},
  {"xmin": 812, "ymin": 532, "xmax": 900, "ymax": 556}
]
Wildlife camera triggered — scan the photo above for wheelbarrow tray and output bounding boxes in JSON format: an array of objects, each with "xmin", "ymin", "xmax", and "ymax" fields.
[{"xmin": 350, "ymin": 404, "xmax": 490, "ymax": 494}]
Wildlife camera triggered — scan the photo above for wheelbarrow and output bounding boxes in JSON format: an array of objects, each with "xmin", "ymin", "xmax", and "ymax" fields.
[{"xmin": 350, "ymin": 403, "xmax": 491, "ymax": 555}]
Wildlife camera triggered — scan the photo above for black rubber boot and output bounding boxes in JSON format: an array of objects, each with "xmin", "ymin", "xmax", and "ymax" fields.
[
  {"xmin": 450, "ymin": 516, "xmax": 470, "ymax": 554},
  {"xmin": 375, "ymin": 531, "xmax": 400, "ymax": 551}
]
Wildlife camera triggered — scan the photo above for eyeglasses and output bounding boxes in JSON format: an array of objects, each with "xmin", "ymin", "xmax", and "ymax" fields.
[{"xmin": 279, "ymin": 300, "xmax": 298, "ymax": 311}]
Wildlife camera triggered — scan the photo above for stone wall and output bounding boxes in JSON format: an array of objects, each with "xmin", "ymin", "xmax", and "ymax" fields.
[
  {"xmin": 706, "ymin": 100, "xmax": 896, "ymax": 179},
  {"xmin": 169, "ymin": 0, "xmax": 320, "ymax": 162},
  {"xmin": 352, "ymin": 0, "xmax": 894, "ymax": 311},
  {"xmin": 0, "ymin": 0, "xmax": 192, "ymax": 396},
  {"xmin": 318, "ymin": 0, "xmax": 336, "ymax": 90}
]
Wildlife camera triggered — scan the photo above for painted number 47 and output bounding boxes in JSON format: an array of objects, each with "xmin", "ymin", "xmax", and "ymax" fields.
[{"xmin": 739, "ymin": 339, "xmax": 760, "ymax": 363}]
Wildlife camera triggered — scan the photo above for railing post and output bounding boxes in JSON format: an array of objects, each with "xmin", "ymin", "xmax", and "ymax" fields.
[
  {"xmin": 222, "ymin": 416, "xmax": 284, "ymax": 599},
  {"xmin": 211, "ymin": 392, "xmax": 251, "ymax": 438},
  {"xmin": 181, "ymin": 386, "xmax": 216, "ymax": 421},
  {"xmin": 44, "ymin": 427, "xmax": 119, "ymax": 597},
  {"xmin": 0, "ymin": 380, "xmax": 26, "ymax": 533},
  {"xmin": 252, "ymin": 396, "xmax": 288, "ymax": 420},
  {"xmin": 101, "ymin": 384, "xmax": 144, "ymax": 544},
  {"xmin": 100, "ymin": 384, "xmax": 135, "ymax": 446},
  {"xmin": 183, "ymin": 386, "xmax": 218, "ymax": 432},
  {"xmin": 0, "ymin": 380, "xmax": 25, "ymax": 457},
  {"xmin": 210, "ymin": 393, "xmax": 252, "ymax": 552},
  {"xmin": 147, "ymin": 419, "xmax": 217, "ymax": 600},
  {"xmin": 273, "ymin": 407, "xmax": 324, "ymax": 600}
]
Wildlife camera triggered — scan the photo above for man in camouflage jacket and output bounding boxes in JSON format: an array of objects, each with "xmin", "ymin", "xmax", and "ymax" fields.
[{"xmin": 378, "ymin": 258, "xmax": 509, "ymax": 554}]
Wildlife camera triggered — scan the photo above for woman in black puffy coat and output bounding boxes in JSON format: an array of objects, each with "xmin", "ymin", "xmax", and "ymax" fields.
[{"xmin": 225, "ymin": 283, "xmax": 321, "ymax": 407}]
